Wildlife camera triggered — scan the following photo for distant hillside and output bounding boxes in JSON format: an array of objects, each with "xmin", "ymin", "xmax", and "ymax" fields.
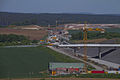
[{"xmin": 0, "ymin": 12, "xmax": 120, "ymax": 26}]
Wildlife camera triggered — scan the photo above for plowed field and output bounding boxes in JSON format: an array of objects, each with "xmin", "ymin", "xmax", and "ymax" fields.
[{"xmin": 0, "ymin": 28, "xmax": 47, "ymax": 40}]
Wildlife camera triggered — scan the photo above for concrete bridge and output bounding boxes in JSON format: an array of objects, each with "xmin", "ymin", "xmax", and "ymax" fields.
[
  {"xmin": 58, "ymin": 44, "xmax": 120, "ymax": 47},
  {"xmin": 57, "ymin": 44, "xmax": 120, "ymax": 59}
]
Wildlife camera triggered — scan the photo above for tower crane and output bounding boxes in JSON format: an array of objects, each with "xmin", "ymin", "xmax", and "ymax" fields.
[{"xmin": 83, "ymin": 23, "xmax": 105, "ymax": 73}]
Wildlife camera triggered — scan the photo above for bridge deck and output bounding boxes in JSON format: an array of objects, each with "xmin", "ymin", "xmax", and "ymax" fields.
[{"xmin": 58, "ymin": 44, "xmax": 120, "ymax": 47}]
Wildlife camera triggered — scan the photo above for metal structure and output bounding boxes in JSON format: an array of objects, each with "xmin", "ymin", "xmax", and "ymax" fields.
[
  {"xmin": 56, "ymin": 22, "xmax": 105, "ymax": 73},
  {"xmin": 83, "ymin": 23, "xmax": 88, "ymax": 72},
  {"xmin": 83, "ymin": 23, "xmax": 105, "ymax": 73}
]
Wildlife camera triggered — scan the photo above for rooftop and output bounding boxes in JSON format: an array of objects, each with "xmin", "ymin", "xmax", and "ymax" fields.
[{"xmin": 49, "ymin": 62, "xmax": 84, "ymax": 70}]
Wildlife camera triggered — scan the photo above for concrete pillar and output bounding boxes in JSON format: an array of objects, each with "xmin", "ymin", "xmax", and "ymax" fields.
[
  {"xmin": 72, "ymin": 47, "xmax": 78, "ymax": 54},
  {"xmin": 73, "ymin": 47, "xmax": 77, "ymax": 53},
  {"xmin": 98, "ymin": 47, "xmax": 102, "ymax": 59},
  {"xmin": 99, "ymin": 52, "xmax": 102, "ymax": 59}
]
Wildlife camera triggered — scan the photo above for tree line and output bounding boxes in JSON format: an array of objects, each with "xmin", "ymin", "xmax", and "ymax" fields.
[
  {"xmin": 0, "ymin": 12, "xmax": 120, "ymax": 27},
  {"xmin": 71, "ymin": 31, "xmax": 120, "ymax": 40},
  {"xmin": 0, "ymin": 34, "xmax": 38, "ymax": 46},
  {"xmin": 0, "ymin": 34, "xmax": 28, "ymax": 42}
]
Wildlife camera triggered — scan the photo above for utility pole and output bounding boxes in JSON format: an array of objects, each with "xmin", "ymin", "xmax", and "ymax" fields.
[
  {"xmin": 55, "ymin": 20, "xmax": 58, "ymax": 32},
  {"xmin": 56, "ymin": 20, "xmax": 58, "ymax": 27}
]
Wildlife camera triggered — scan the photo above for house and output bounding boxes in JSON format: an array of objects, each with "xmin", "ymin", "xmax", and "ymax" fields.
[{"xmin": 49, "ymin": 62, "xmax": 84, "ymax": 75}]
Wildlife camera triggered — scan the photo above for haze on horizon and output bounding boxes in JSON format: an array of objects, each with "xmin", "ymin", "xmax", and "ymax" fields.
[{"xmin": 0, "ymin": 0, "xmax": 120, "ymax": 14}]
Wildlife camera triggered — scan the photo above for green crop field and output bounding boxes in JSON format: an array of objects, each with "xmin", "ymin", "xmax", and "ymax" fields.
[
  {"xmin": 0, "ymin": 46, "xmax": 80, "ymax": 78},
  {"xmin": 105, "ymin": 28, "xmax": 120, "ymax": 33}
]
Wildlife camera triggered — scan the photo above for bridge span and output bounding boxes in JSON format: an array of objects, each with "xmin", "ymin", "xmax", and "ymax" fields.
[
  {"xmin": 57, "ymin": 44, "xmax": 120, "ymax": 59},
  {"xmin": 58, "ymin": 44, "xmax": 120, "ymax": 47}
]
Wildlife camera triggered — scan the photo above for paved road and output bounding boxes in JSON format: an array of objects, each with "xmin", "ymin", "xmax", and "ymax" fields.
[
  {"xmin": 48, "ymin": 46, "xmax": 104, "ymax": 71},
  {"xmin": 2, "ymin": 45, "xmax": 39, "ymax": 48},
  {"xmin": 89, "ymin": 58, "xmax": 120, "ymax": 69}
]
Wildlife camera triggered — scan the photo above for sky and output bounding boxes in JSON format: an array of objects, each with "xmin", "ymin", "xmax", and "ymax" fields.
[{"xmin": 0, "ymin": 0, "xmax": 120, "ymax": 14}]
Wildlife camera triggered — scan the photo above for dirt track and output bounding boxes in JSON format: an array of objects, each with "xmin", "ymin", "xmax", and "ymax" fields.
[
  {"xmin": 0, "ymin": 28, "xmax": 47, "ymax": 40},
  {"xmin": 0, "ymin": 78, "xmax": 120, "ymax": 80},
  {"xmin": 72, "ymin": 38, "xmax": 107, "ymax": 43}
]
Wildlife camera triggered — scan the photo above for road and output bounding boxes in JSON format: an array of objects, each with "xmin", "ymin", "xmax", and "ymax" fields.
[{"xmin": 2, "ymin": 45, "xmax": 39, "ymax": 48}]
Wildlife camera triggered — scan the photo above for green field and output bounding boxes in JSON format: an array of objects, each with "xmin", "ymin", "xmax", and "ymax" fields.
[
  {"xmin": 0, "ymin": 46, "xmax": 80, "ymax": 78},
  {"xmin": 0, "ymin": 45, "xmax": 119, "ymax": 79},
  {"xmin": 105, "ymin": 28, "xmax": 120, "ymax": 33}
]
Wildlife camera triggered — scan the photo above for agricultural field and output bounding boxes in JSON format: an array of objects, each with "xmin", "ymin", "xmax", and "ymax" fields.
[
  {"xmin": 0, "ymin": 46, "xmax": 80, "ymax": 78},
  {"xmin": 105, "ymin": 28, "xmax": 120, "ymax": 33},
  {"xmin": 0, "ymin": 28, "xmax": 47, "ymax": 40}
]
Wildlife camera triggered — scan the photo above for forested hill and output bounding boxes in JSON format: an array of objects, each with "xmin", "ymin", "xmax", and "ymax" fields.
[{"xmin": 0, "ymin": 12, "xmax": 120, "ymax": 26}]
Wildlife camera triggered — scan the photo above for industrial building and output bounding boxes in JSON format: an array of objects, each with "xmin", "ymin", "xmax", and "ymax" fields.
[{"xmin": 49, "ymin": 62, "xmax": 84, "ymax": 75}]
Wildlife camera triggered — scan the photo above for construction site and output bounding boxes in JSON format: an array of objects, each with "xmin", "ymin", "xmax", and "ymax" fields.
[
  {"xmin": 1, "ymin": 0, "xmax": 120, "ymax": 79},
  {"xmin": 46, "ymin": 22, "xmax": 120, "ymax": 75}
]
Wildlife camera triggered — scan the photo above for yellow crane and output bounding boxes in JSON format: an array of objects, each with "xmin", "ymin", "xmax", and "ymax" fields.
[{"xmin": 83, "ymin": 23, "xmax": 105, "ymax": 73}]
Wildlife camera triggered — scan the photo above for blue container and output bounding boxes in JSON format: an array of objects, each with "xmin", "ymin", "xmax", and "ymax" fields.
[{"xmin": 118, "ymin": 68, "xmax": 120, "ymax": 71}]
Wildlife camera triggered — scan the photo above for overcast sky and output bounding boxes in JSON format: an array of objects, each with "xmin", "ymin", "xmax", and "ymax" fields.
[{"xmin": 0, "ymin": 0, "xmax": 120, "ymax": 14}]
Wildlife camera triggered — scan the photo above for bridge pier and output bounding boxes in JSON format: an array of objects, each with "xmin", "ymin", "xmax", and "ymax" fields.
[
  {"xmin": 99, "ymin": 52, "xmax": 102, "ymax": 59},
  {"xmin": 98, "ymin": 47, "xmax": 102, "ymax": 59},
  {"xmin": 73, "ymin": 47, "xmax": 77, "ymax": 53}
]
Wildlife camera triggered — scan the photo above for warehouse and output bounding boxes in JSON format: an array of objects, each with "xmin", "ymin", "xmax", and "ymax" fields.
[{"xmin": 49, "ymin": 62, "xmax": 84, "ymax": 75}]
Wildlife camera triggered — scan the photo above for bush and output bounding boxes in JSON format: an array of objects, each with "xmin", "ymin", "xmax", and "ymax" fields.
[
  {"xmin": 0, "ymin": 34, "xmax": 31, "ymax": 46},
  {"xmin": 71, "ymin": 31, "xmax": 120, "ymax": 40}
]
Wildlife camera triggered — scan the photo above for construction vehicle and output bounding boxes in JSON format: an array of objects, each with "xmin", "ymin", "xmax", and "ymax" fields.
[
  {"xmin": 87, "ymin": 28, "xmax": 105, "ymax": 33},
  {"xmin": 52, "ymin": 37, "xmax": 57, "ymax": 39},
  {"xmin": 48, "ymin": 43, "xmax": 54, "ymax": 46},
  {"xmin": 52, "ymin": 71, "xmax": 56, "ymax": 75},
  {"xmin": 40, "ymin": 40, "xmax": 44, "ymax": 42}
]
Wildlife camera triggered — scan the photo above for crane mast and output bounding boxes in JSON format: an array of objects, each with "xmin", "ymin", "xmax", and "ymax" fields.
[
  {"xmin": 83, "ymin": 23, "xmax": 88, "ymax": 73},
  {"xmin": 83, "ymin": 23, "xmax": 105, "ymax": 73}
]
